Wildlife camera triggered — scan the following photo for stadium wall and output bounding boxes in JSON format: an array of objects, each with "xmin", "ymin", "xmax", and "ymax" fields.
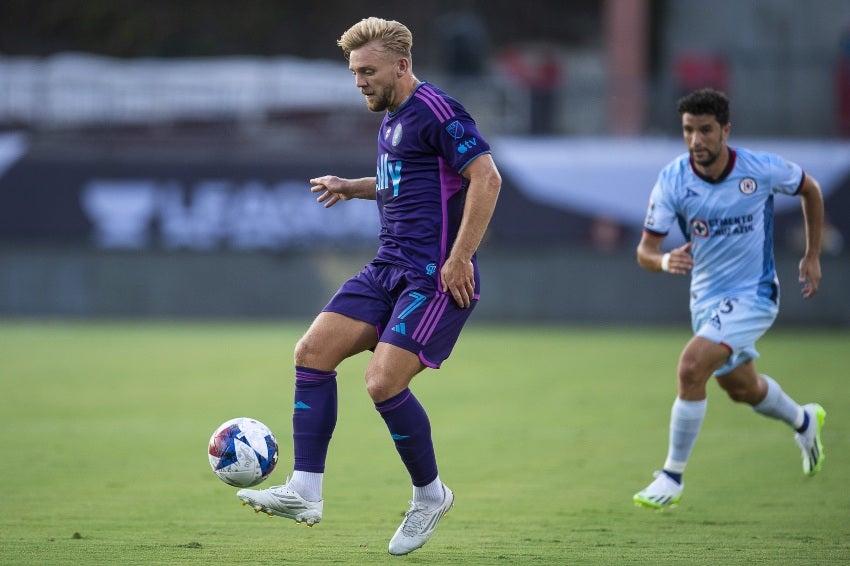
[
  {"xmin": 0, "ymin": 246, "xmax": 847, "ymax": 326},
  {"xmin": 1, "ymin": 134, "xmax": 847, "ymax": 325}
]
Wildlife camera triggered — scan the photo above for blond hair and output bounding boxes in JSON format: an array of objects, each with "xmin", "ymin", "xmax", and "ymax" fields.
[{"xmin": 337, "ymin": 17, "xmax": 413, "ymax": 60}]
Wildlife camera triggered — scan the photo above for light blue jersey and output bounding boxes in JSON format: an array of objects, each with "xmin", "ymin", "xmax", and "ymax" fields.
[{"xmin": 643, "ymin": 147, "xmax": 805, "ymax": 311}]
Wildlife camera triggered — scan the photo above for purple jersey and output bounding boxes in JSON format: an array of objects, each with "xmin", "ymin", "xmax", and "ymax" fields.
[{"xmin": 373, "ymin": 82, "xmax": 492, "ymax": 290}]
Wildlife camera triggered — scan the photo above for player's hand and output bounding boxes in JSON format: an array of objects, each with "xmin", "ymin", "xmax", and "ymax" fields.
[
  {"xmin": 310, "ymin": 175, "xmax": 353, "ymax": 208},
  {"xmin": 798, "ymin": 255, "xmax": 821, "ymax": 299},
  {"xmin": 440, "ymin": 256, "xmax": 475, "ymax": 308},
  {"xmin": 665, "ymin": 242, "xmax": 694, "ymax": 275}
]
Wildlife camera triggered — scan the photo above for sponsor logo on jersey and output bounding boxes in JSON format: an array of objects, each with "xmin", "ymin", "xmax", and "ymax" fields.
[
  {"xmin": 699, "ymin": 214, "xmax": 755, "ymax": 237},
  {"xmin": 457, "ymin": 138, "xmax": 477, "ymax": 154},
  {"xmin": 691, "ymin": 219, "xmax": 710, "ymax": 237},
  {"xmin": 377, "ymin": 153, "xmax": 402, "ymax": 196}
]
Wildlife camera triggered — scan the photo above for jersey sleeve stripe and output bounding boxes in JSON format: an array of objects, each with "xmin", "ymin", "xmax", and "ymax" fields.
[
  {"xmin": 414, "ymin": 92, "xmax": 452, "ymax": 122},
  {"xmin": 414, "ymin": 87, "xmax": 454, "ymax": 122},
  {"xmin": 418, "ymin": 85, "xmax": 454, "ymax": 116}
]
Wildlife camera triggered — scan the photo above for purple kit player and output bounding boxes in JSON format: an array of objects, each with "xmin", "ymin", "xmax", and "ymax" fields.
[{"xmin": 236, "ymin": 17, "xmax": 501, "ymax": 556}]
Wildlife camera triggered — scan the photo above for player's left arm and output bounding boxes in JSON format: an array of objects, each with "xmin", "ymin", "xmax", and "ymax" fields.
[
  {"xmin": 440, "ymin": 153, "xmax": 501, "ymax": 308},
  {"xmin": 796, "ymin": 173, "xmax": 824, "ymax": 298}
]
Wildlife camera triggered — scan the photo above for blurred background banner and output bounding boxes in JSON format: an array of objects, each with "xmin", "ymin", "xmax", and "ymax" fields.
[
  {"xmin": 2, "ymin": 134, "xmax": 849, "ymax": 252},
  {"xmin": 0, "ymin": 131, "xmax": 380, "ymax": 250},
  {"xmin": 0, "ymin": 0, "xmax": 848, "ymax": 323}
]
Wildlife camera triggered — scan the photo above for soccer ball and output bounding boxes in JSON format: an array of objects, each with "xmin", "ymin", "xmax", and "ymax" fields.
[{"xmin": 208, "ymin": 417, "xmax": 279, "ymax": 488}]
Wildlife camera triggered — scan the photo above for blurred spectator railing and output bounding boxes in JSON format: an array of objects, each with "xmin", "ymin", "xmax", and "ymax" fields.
[
  {"xmin": 0, "ymin": 53, "xmax": 530, "ymax": 136},
  {"xmin": 0, "ymin": 53, "xmax": 364, "ymax": 129}
]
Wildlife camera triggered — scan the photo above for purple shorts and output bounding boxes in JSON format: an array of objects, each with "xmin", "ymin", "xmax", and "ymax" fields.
[{"xmin": 322, "ymin": 262, "xmax": 478, "ymax": 368}]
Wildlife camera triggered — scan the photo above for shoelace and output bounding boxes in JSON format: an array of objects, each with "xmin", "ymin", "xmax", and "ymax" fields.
[
  {"xmin": 269, "ymin": 476, "xmax": 296, "ymax": 497},
  {"xmin": 400, "ymin": 502, "xmax": 429, "ymax": 535}
]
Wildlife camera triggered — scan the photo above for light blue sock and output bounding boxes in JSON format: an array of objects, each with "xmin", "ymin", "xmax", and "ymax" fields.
[
  {"xmin": 663, "ymin": 397, "xmax": 707, "ymax": 476},
  {"xmin": 752, "ymin": 375, "xmax": 805, "ymax": 429}
]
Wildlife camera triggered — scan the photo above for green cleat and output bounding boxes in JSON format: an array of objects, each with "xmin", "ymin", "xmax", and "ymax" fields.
[
  {"xmin": 795, "ymin": 403, "xmax": 826, "ymax": 476},
  {"xmin": 633, "ymin": 471, "xmax": 683, "ymax": 509}
]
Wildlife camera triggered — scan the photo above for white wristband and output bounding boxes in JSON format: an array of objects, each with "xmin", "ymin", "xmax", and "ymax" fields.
[{"xmin": 661, "ymin": 253, "xmax": 671, "ymax": 272}]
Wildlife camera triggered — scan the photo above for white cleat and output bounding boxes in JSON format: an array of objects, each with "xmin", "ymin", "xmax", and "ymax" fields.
[
  {"xmin": 237, "ymin": 482, "xmax": 323, "ymax": 526},
  {"xmin": 795, "ymin": 403, "xmax": 826, "ymax": 476},
  {"xmin": 388, "ymin": 484, "xmax": 454, "ymax": 556},
  {"xmin": 633, "ymin": 471, "xmax": 683, "ymax": 509}
]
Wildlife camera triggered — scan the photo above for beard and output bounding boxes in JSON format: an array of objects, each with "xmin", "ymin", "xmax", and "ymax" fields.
[
  {"xmin": 365, "ymin": 97, "xmax": 387, "ymax": 112},
  {"xmin": 691, "ymin": 147, "xmax": 720, "ymax": 167},
  {"xmin": 363, "ymin": 84, "xmax": 394, "ymax": 112}
]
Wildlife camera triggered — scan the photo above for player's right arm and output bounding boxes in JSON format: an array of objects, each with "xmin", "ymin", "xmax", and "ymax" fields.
[
  {"xmin": 310, "ymin": 175, "xmax": 377, "ymax": 207},
  {"xmin": 639, "ymin": 166, "xmax": 693, "ymax": 275},
  {"xmin": 636, "ymin": 231, "xmax": 693, "ymax": 275}
]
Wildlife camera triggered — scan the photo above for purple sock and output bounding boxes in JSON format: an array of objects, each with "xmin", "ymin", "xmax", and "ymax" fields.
[
  {"xmin": 375, "ymin": 388, "xmax": 438, "ymax": 487},
  {"xmin": 292, "ymin": 366, "xmax": 337, "ymax": 473}
]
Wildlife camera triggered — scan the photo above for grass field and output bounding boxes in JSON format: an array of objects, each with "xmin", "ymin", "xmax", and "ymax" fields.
[{"xmin": 1, "ymin": 321, "xmax": 848, "ymax": 565}]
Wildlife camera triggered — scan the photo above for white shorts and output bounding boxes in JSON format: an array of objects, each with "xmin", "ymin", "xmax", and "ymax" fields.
[{"xmin": 692, "ymin": 294, "xmax": 779, "ymax": 376}]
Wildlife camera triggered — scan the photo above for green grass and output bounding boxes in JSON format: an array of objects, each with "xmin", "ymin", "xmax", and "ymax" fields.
[{"xmin": 1, "ymin": 321, "xmax": 848, "ymax": 565}]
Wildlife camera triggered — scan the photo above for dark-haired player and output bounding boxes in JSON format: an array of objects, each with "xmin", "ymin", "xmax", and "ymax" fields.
[{"xmin": 633, "ymin": 88, "xmax": 826, "ymax": 509}]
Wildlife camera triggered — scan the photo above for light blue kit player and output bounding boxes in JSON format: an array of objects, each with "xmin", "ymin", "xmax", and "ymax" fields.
[{"xmin": 633, "ymin": 88, "xmax": 827, "ymax": 509}]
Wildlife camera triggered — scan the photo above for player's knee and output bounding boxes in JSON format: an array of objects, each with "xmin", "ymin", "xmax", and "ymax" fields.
[
  {"xmin": 676, "ymin": 361, "xmax": 712, "ymax": 400},
  {"xmin": 716, "ymin": 364, "xmax": 763, "ymax": 404},
  {"xmin": 365, "ymin": 376, "xmax": 389, "ymax": 403},
  {"xmin": 723, "ymin": 385, "xmax": 749, "ymax": 403},
  {"xmin": 719, "ymin": 380, "xmax": 760, "ymax": 404},
  {"xmin": 364, "ymin": 371, "xmax": 405, "ymax": 404},
  {"xmin": 677, "ymin": 358, "xmax": 704, "ymax": 386},
  {"xmin": 294, "ymin": 334, "xmax": 319, "ymax": 368}
]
